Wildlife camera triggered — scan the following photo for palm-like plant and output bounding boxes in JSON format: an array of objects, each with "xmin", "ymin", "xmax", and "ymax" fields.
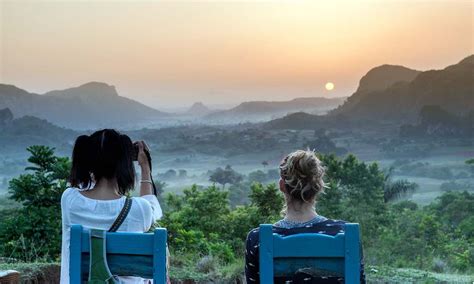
[{"xmin": 383, "ymin": 167, "xmax": 418, "ymax": 202}]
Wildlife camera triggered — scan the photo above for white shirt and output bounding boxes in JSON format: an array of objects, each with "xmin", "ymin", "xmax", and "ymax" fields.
[{"xmin": 60, "ymin": 187, "xmax": 163, "ymax": 284}]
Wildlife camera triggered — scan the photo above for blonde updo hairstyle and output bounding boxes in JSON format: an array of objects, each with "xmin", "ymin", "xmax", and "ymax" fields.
[{"xmin": 279, "ymin": 150, "xmax": 325, "ymax": 203}]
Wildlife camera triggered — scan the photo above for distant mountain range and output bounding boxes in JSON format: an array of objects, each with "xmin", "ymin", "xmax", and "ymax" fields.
[
  {"xmin": 267, "ymin": 55, "xmax": 473, "ymax": 129},
  {"xmin": 0, "ymin": 82, "xmax": 168, "ymax": 129},
  {"xmin": 0, "ymin": 107, "xmax": 76, "ymax": 153},
  {"xmin": 186, "ymin": 102, "xmax": 215, "ymax": 116},
  {"xmin": 334, "ymin": 64, "xmax": 421, "ymax": 113},
  {"xmin": 332, "ymin": 55, "xmax": 473, "ymax": 121},
  {"xmin": 2, "ymin": 55, "xmax": 472, "ymax": 130},
  {"xmin": 0, "ymin": 81, "xmax": 347, "ymax": 127},
  {"xmin": 204, "ymin": 97, "xmax": 346, "ymax": 123}
]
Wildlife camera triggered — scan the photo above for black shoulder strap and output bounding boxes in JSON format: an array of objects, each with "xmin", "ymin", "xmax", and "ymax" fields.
[{"xmin": 108, "ymin": 197, "xmax": 132, "ymax": 232}]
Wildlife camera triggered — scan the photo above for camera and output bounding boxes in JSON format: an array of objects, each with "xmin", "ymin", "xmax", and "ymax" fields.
[
  {"xmin": 132, "ymin": 142, "xmax": 151, "ymax": 164},
  {"xmin": 132, "ymin": 143, "xmax": 139, "ymax": 161}
]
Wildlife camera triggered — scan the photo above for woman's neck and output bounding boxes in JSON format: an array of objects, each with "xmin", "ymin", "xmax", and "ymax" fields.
[
  {"xmin": 81, "ymin": 178, "xmax": 121, "ymax": 200},
  {"xmin": 284, "ymin": 200, "xmax": 317, "ymax": 222}
]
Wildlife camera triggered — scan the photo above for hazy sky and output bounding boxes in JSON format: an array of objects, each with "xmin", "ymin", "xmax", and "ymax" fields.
[{"xmin": 1, "ymin": 0, "xmax": 472, "ymax": 109}]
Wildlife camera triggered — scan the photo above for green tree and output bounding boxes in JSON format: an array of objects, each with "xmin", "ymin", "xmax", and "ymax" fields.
[
  {"xmin": 317, "ymin": 180, "xmax": 343, "ymax": 217},
  {"xmin": 383, "ymin": 168, "xmax": 418, "ymax": 202},
  {"xmin": 209, "ymin": 165, "xmax": 243, "ymax": 189},
  {"xmin": 427, "ymin": 191, "xmax": 474, "ymax": 232},
  {"xmin": 0, "ymin": 145, "xmax": 70, "ymax": 261},
  {"xmin": 319, "ymin": 154, "xmax": 388, "ymax": 246},
  {"xmin": 384, "ymin": 179, "xmax": 418, "ymax": 202},
  {"xmin": 247, "ymin": 170, "xmax": 267, "ymax": 184},
  {"xmin": 248, "ymin": 183, "xmax": 283, "ymax": 222}
]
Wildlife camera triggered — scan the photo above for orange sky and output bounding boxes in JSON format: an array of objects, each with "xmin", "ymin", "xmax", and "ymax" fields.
[{"xmin": 1, "ymin": 0, "xmax": 472, "ymax": 108}]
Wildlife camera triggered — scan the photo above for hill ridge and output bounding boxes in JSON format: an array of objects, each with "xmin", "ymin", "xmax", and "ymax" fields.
[
  {"xmin": 0, "ymin": 82, "xmax": 168, "ymax": 129},
  {"xmin": 267, "ymin": 54, "xmax": 473, "ymax": 129}
]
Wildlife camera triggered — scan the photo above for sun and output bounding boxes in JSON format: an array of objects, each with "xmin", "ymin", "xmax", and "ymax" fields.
[{"xmin": 325, "ymin": 82, "xmax": 335, "ymax": 91}]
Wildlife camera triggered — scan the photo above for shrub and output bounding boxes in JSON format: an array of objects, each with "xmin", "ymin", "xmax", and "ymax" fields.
[{"xmin": 0, "ymin": 146, "xmax": 69, "ymax": 261}]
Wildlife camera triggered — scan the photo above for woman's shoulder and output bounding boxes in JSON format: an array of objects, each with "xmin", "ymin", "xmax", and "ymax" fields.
[
  {"xmin": 129, "ymin": 195, "xmax": 163, "ymax": 231},
  {"xmin": 246, "ymin": 227, "xmax": 260, "ymax": 240},
  {"xmin": 61, "ymin": 187, "xmax": 79, "ymax": 204},
  {"xmin": 62, "ymin": 187, "xmax": 77, "ymax": 196},
  {"xmin": 129, "ymin": 195, "xmax": 161, "ymax": 219},
  {"xmin": 285, "ymin": 218, "xmax": 346, "ymax": 236},
  {"xmin": 130, "ymin": 195, "xmax": 158, "ymax": 209},
  {"xmin": 246, "ymin": 217, "xmax": 348, "ymax": 241}
]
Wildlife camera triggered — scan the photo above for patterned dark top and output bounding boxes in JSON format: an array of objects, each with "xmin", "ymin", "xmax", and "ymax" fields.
[{"xmin": 245, "ymin": 216, "xmax": 366, "ymax": 283}]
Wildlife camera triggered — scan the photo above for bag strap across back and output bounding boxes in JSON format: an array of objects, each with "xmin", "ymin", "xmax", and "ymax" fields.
[{"xmin": 108, "ymin": 197, "xmax": 132, "ymax": 232}]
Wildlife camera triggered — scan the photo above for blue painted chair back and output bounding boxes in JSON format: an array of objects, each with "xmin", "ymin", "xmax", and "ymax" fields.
[
  {"xmin": 69, "ymin": 224, "xmax": 167, "ymax": 284},
  {"xmin": 259, "ymin": 223, "xmax": 360, "ymax": 284}
]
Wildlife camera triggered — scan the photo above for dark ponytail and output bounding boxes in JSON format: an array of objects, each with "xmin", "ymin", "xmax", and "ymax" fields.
[
  {"xmin": 70, "ymin": 135, "xmax": 93, "ymax": 189},
  {"xmin": 116, "ymin": 134, "xmax": 135, "ymax": 195},
  {"xmin": 69, "ymin": 129, "xmax": 136, "ymax": 195}
]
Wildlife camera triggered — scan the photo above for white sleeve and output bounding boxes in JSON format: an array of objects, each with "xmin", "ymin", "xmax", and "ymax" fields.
[
  {"xmin": 140, "ymin": 194, "xmax": 163, "ymax": 223},
  {"xmin": 60, "ymin": 188, "xmax": 74, "ymax": 284}
]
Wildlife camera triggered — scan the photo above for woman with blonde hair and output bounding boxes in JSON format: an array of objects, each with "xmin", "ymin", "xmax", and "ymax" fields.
[{"xmin": 245, "ymin": 149, "xmax": 365, "ymax": 283}]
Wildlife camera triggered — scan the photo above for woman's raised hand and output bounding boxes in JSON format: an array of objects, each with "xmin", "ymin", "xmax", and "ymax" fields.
[{"xmin": 136, "ymin": 140, "xmax": 151, "ymax": 172}]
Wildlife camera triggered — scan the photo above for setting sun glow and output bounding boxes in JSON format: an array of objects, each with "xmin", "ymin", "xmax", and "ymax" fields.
[
  {"xmin": 325, "ymin": 82, "xmax": 335, "ymax": 91},
  {"xmin": 1, "ymin": 1, "xmax": 472, "ymax": 107}
]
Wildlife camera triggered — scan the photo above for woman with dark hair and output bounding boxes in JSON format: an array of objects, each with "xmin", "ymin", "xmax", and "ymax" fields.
[
  {"xmin": 60, "ymin": 129, "xmax": 163, "ymax": 283},
  {"xmin": 245, "ymin": 150, "xmax": 365, "ymax": 283}
]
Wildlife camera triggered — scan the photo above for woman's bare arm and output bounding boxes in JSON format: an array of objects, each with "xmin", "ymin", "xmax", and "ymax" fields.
[{"xmin": 137, "ymin": 141, "xmax": 153, "ymax": 196}]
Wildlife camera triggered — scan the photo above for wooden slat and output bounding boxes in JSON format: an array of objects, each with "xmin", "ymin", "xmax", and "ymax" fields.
[
  {"xmin": 154, "ymin": 228, "xmax": 167, "ymax": 284},
  {"xmin": 70, "ymin": 225, "xmax": 83, "ymax": 283},
  {"xmin": 273, "ymin": 233, "xmax": 345, "ymax": 258},
  {"xmin": 80, "ymin": 231, "xmax": 154, "ymax": 255},
  {"xmin": 344, "ymin": 223, "xmax": 360, "ymax": 284},
  {"xmin": 258, "ymin": 223, "xmax": 361, "ymax": 283},
  {"xmin": 71, "ymin": 225, "xmax": 167, "ymax": 284},
  {"xmin": 259, "ymin": 224, "xmax": 275, "ymax": 282},
  {"xmin": 81, "ymin": 254, "xmax": 154, "ymax": 279},
  {"xmin": 274, "ymin": 258, "xmax": 344, "ymax": 277}
]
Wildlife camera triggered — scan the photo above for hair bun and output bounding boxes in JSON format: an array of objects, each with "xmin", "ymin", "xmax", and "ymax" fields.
[{"xmin": 279, "ymin": 149, "xmax": 325, "ymax": 202}]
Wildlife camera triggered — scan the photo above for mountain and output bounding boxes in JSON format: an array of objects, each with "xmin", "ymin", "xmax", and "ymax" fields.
[
  {"xmin": 204, "ymin": 97, "xmax": 346, "ymax": 123},
  {"xmin": 0, "ymin": 108, "xmax": 76, "ymax": 152},
  {"xmin": 332, "ymin": 55, "xmax": 473, "ymax": 121},
  {"xmin": 0, "ymin": 108, "xmax": 13, "ymax": 125},
  {"xmin": 357, "ymin": 65, "xmax": 421, "ymax": 94},
  {"xmin": 0, "ymin": 82, "xmax": 168, "ymax": 129},
  {"xmin": 266, "ymin": 55, "xmax": 474, "ymax": 129},
  {"xmin": 332, "ymin": 65, "xmax": 421, "ymax": 115},
  {"xmin": 400, "ymin": 105, "xmax": 474, "ymax": 139},
  {"xmin": 186, "ymin": 102, "xmax": 213, "ymax": 116}
]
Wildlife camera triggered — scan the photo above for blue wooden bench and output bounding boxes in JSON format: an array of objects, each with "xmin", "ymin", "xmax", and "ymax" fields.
[
  {"xmin": 259, "ymin": 223, "xmax": 361, "ymax": 283},
  {"xmin": 69, "ymin": 224, "xmax": 167, "ymax": 284}
]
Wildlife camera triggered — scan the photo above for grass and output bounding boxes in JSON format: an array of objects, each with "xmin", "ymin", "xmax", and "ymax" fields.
[
  {"xmin": 0, "ymin": 262, "xmax": 60, "ymax": 283},
  {"xmin": 168, "ymin": 255, "xmax": 244, "ymax": 283},
  {"xmin": 367, "ymin": 265, "xmax": 474, "ymax": 283},
  {"xmin": 2, "ymin": 262, "xmax": 473, "ymax": 283}
]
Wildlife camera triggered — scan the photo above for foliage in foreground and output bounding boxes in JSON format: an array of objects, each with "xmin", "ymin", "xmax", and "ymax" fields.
[
  {"xmin": 366, "ymin": 265, "xmax": 474, "ymax": 283},
  {"xmin": 161, "ymin": 154, "xmax": 474, "ymax": 277},
  {"xmin": 0, "ymin": 146, "xmax": 472, "ymax": 281},
  {"xmin": 0, "ymin": 146, "xmax": 70, "ymax": 261},
  {"xmin": 0, "ymin": 262, "xmax": 61, "ymax": 283},
  {"xmin": 2, "ymin": 262, "xmax": 474, "ymax": 283}
]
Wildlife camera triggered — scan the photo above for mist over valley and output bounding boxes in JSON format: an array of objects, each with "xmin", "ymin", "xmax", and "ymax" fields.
[{"xmin": 1, "ymin": 55, "xmax": 473, "ymax": 205}]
